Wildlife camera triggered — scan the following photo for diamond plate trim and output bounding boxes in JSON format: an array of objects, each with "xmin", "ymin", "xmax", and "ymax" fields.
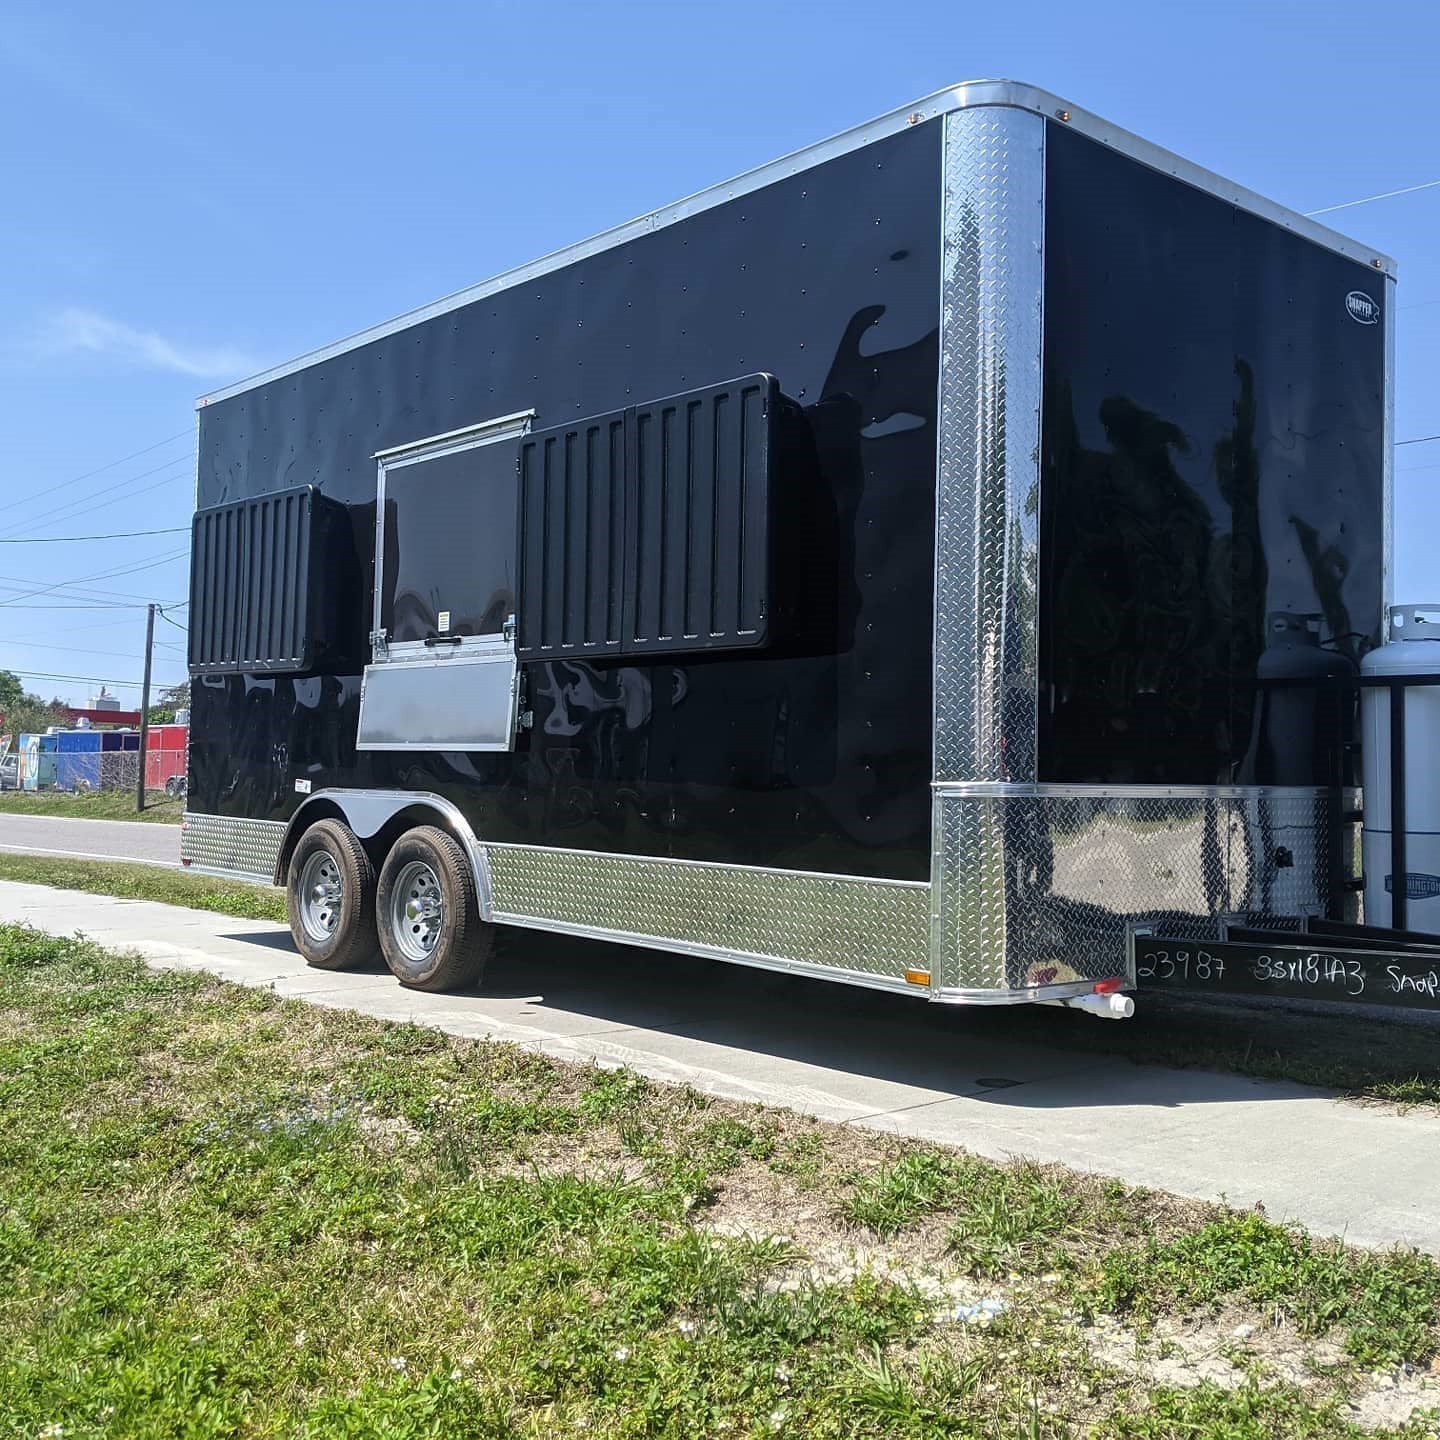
[
  {"xmin": 487, "ymin": 845, "xmax": 930, "ymax": 986},
  {"xmin": 933, "ymin": 106, "xmax": 1045, "ymax": 785},
  {"xmin": 932, "ymin": 788, "xmax": 1348, "ymax": 990},
  {"xmin": 181, "ymin": 812, "xmax": 286, "ymax": 882}
]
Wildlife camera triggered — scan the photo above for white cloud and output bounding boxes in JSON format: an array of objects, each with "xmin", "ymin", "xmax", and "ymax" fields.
[{"xmin": 37, "ymin": 307, "xmax": 256, "ymax": 379}]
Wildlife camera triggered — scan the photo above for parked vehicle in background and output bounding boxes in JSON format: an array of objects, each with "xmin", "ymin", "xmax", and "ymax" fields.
[{"xmin": 0, "ymin": 754, "xmax": 17, "ymax": 791}]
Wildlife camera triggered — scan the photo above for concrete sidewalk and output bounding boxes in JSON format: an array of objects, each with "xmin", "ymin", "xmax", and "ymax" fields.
[{"xmin": 3, "ymin": 877, "xmax": 1438, "ymax": 1254}]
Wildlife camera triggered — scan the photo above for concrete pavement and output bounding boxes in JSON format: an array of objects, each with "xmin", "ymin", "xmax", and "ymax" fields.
[
  {"xmin": 0, "ymin": 812, "xmax": 179, "ymax": 867},
  {"xmin": 2, "ymin": 876, "xmax": 1438, "ymax": 1254}
]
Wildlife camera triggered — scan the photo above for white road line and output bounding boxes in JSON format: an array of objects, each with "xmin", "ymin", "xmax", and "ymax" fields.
[{"xmin": 0, "ymin": 842, "xmax": 177, "ymax": 868}]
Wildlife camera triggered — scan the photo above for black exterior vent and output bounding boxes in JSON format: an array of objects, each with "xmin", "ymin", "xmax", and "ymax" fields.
[
  {"xmin": 516, "ymin": 408, "xmax": 628, "ymax": 660},
  {"xmin": 516, "ymin": 374, "xmax": 776, "ymax": 662},
  {"xmin": 189, "ymin": 485, "xmax": 342, "ymax": 675}
]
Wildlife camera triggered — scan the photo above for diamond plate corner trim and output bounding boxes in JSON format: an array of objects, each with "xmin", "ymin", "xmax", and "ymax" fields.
[
  {"xmin": 486, "ymin": 844, "xmax": 930, "ymax": 984},
  {"xmin": 932, "ymin": 791, "xmax": 1009, "ymax": 991},
  {"xmin": 180, "ymin": 812, "xmax": 286, "ymax": 882},
  {"xmin": 933, "ymin": 105, "xmax": 1045, "ymax": 786},
  {"xmin": 931, "ymin": 787, "xmax": 1345, "ymax": 990}
]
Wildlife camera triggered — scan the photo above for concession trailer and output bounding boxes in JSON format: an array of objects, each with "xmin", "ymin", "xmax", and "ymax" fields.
[{"xmin": 183, "ymin": 80, "xmax": 1439, "ymax": 1016}]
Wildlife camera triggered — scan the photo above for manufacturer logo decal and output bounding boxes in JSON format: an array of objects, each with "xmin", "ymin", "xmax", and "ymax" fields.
[
  {"xmin": 1385, "ymin": 873, "xmax": 1440, "ymax": 899},
  {"xmin": 1345, "ymin": 291, "xmax": 1380, "ymax": 325}
]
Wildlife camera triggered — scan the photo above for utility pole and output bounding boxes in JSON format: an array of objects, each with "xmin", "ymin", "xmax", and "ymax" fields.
[{"xmin": 137, "ymin": 602, "xmax": 155, "ymax": 813}]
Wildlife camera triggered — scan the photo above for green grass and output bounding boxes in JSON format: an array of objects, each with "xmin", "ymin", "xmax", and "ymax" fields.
[
  {"xmin": 0, "ymin": 851, "xmax": 284, "ymax": 922},
  {"xmin": 842, "ymin": 1148, "xmax": 1440, "ymax": 1371},
  {"xmin": 2, "ymin": 924, "xmax": 1439, "ymax": 1438},
  {"xmin": 0, "ymin": 787, "xmax": 184, "ymax": 823},
  {"xmin": 1095, "ymin": 1211, "xmax": 1440, "ymax": 1369}
]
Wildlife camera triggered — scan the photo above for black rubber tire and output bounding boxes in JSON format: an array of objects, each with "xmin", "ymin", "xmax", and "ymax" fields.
[
  {"xmin": 285, "ymin": 818, "xmax": 378, "ymax": 971},
  {"xmin": 375, "ymin": 825, "xmax": 491, "ymax": 992}
]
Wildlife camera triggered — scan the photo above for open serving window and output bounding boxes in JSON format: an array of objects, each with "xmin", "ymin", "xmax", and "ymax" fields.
[{"xmin": 356, "ymin": 411, "xmax": 532, "ymax": 752}]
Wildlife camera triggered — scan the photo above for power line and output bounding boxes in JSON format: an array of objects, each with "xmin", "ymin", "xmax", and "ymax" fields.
[
  {"xmin": 1398, "ymin": 433, "xmax": 1440, "ymax": 448},
  {"xmin": 0, "ymin": 581, "xmax": 161, "ymax": 606},
  {"xmin": 0, "ymin": 460, "xmax": 192, "ymax": 542},
  {"xmin": 0, "ymin": 615, "xmax": 148, "ymax": 643},
  {"xmin": 0, "ymin": 602, "xmax": 155, "ymax": 611},
  {"xmin": 156, "ymin": 607, "xmax": 189, "ymax": 633},
  {"xmin": 1306, "ymin": 177, "xmax": 1440, "ymax": 216},
  {"xmin": 0, "ymin": 525, "xmax": 188, "ymax": 544},
  {"xmin": 0, "ymin": 667, "xmax": 187, "ymax": 690},
  {"xmin": 0, "ymin": 548, "xmax": 189, "ymax": 610},
  {"xmin": 0, "ymin": 639, "xmax": 185, "ymax": 664},
  {"xmin": 0, "ymin": 429, "xmax": 189, "ymax": 523},
  {"xmin": 0, "ymin": 567, "xmax": 186, "ymax": 607}
]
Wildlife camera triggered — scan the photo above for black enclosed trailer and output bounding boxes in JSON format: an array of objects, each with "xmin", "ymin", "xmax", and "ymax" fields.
[{"xmin": 181, "ymin": 80, "xmax": 1395, "ymax": 1014}]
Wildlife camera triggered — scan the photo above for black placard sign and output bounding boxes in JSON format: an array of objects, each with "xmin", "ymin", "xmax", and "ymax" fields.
[{"xmin": 1134, "ymin": 938, "xmax": 1440, "ymax": 1012}]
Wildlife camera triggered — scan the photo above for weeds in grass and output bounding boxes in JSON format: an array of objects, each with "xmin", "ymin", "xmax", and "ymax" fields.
[
  {"xmin": 843, "ymin": 1150, "xmax": 973, "ymax": 1234},
  {"xmin": 1096, "ymin": 1211, "xmax": 1440, "ymax": 1368},
  {"xmin": 770, "ymin": 1130, "xmax": 829, "ymax": 1189},
  {"xmin": 946, "ymin": 1161, "xmax": 1086, "ymax": 1277}
]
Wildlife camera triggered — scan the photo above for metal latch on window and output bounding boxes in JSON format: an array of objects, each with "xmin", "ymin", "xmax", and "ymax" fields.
[{"xmin": 369, "ymin": 628, "xmax": 389, "ymax": 662}]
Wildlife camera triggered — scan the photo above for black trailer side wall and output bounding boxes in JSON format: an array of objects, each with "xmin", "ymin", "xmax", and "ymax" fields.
[
  {"xmin": 1039, "ymin": 122, "xmax": 1387, "ymax": 786},
  {"xmin": 190, "ymin": 121, "xmax": 941, "ymax": 882}
]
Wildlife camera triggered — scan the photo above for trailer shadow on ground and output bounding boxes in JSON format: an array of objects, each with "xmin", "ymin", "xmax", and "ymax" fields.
[{"xmin": 218, "ymin": 924, "xmax": 1340, "ymax": 1113}]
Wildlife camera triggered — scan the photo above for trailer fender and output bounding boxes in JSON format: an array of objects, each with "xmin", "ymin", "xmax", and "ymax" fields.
[{"xmin": 274, "ymin": 789, "xmax": 495, "ymax": 921}]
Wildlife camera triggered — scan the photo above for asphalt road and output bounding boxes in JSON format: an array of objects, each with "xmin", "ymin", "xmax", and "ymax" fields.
[
  {"xmin": 0, "ymin": 875, "xmax": 1436, "ymax": 1255},
  {"xmin": 0, "ymin": 812, "xmax": 180, "ymax": 868}
]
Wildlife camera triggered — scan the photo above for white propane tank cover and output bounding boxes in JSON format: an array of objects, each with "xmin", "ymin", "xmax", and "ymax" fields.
[{"xmin": 1360, "ymin": 604, "xmax": 1440, "ymax": 928}]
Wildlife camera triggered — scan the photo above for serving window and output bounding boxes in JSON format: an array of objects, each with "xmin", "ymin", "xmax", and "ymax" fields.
[{"xmin": 357, "ymin": 412, "xmax": 532, "ymax": 753}]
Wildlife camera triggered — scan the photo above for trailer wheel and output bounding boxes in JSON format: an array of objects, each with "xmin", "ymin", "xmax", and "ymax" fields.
[
  {"xmin": 375, "ymin": 825, "xmax": 489, "ymax": 992},
  {"xmin": 286, "ymin": 819, "xmax": 377, "ymax": 970}
]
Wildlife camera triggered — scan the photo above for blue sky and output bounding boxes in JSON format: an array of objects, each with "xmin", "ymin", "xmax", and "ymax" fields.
[{"xmin": 0, "ymin": 0, "xmax": 1436, "ymax": 707}]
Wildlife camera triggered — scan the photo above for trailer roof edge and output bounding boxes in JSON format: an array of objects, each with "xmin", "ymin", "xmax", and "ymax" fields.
[{"xmin": 196, "ymin": 79, "xmax": 1397, "ymax": 410}]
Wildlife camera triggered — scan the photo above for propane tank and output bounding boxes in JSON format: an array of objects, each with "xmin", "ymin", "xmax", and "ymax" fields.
[
  {"xmin": 1240, "ymin": 614, "xmax": 1355, "ymax": 917},
  {"xmin": 1361, "ymin": 604, "xmax": 1440, "ymax": 931},
  {"xmin": 1245, "ymin": 613, "xmax": 1355, "ymax": 785}
]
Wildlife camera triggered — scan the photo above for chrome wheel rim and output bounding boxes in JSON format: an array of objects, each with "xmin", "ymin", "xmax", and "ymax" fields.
[
  {"xmin": 390, "ymin": 860, "xmax": 443, "ymax": 964},
  {"xmin": 298, "ymin": 849, "xmax": 343, "ymax": 943}
]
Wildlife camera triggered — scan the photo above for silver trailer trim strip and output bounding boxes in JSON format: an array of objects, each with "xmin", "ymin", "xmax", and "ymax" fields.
[
  {"xmin": 197, "ymin": 80, "xmax": 1392, "ymax": 409},
  {"xmin": 484, "ymin": 840, "xmax": 930, "ymax": 990},
  {"xmin": 181, "ymin": 812, "xmax": 287, "ymax": 882},
  {"xmin": 1383, "ymin": 274, "xmax": 1397, "ymax": 612},
  {"xmin": 931, "ymin": 104, "xmax": 1045, "ymax": 786},
  {"xmin": 935, "ymin": 781, "xmax": 1349, "ymax": 801},
  {"xmin": 928, "ymin": 103, "xmax": 1047, "ymax": 998},
  {"xmin": 373, "ymin": 409, "xmax": 536, "ymax": 461},
  {"xmin": 932, "ymin": 788, "xmax": 1350, "ymax": 993}
]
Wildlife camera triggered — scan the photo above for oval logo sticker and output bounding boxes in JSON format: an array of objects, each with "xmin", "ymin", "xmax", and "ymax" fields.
[{"xmin": 1345, "ymin": 290, "xmax": 1380, "ymax": 325}]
